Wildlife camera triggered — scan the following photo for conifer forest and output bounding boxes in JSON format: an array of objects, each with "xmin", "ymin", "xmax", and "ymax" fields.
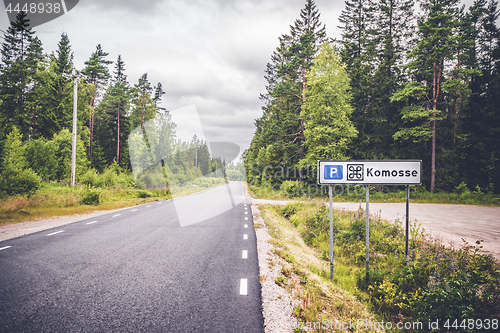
[
  {"xmin": 1, "ymin": 0, "xmax": 500, "ymax": 197},
  {"xmin": 244, "ymin": 0, "xmax": 500, "ymax": 194}
]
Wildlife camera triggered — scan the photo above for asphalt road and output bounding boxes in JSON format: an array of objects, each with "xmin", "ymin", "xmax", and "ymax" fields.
[{"xmin": 0, "ymin": 182, "xmax": 264, "ymax": 332}]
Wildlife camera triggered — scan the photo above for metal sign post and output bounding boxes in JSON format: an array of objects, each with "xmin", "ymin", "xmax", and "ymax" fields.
[
  {"xmin": 329, "ymin": 185, "xmax": 334, "ymax": 281},
  {"xmin": 317, "ymin": 160, "xmax": 421, "ymax": 282},
  {"xmin": 365, "ymin": 185, "xmax": 370, "ymax": 283},
  {"xmin": 405, "ymin": 185, "xmax": 410, "ymax": 262}
]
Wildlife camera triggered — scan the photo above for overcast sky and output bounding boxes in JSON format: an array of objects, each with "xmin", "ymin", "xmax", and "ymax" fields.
[{"xmin": 0, "ymin": 0, "xmax": 483, "ymax": 162}]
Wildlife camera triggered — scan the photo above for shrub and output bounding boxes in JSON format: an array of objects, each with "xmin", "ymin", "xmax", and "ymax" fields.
[
  {"xmin": 81, "ymin": 187, "xmax": 101, "ymax": 205},
  {"xmin": 282, "ymin": 202, "xmax": 304, "ymax": 217},
  {"xmin": 281, "ymin": 180, "xmax": 306, "ymax": 198},
  {"xmin": 136, "ymin": 190, "xmax": 152, "ymax": 198},
  {"xmin": 0, "ymin": 168, "xmax": 41, "ymax": 197}
]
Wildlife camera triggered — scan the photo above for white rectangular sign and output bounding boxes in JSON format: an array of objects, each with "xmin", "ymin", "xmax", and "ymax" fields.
[{"xmin": 317, "ymin": 160, "xmax": 421, "ymax": 185}]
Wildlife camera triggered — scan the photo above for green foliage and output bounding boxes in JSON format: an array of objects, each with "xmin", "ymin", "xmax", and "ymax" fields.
[
  {"xmin": 0, "ymin": 168, "xmax": 41, "ymax": 197},
  {"xmin": 136, "ymin": 190, "xmax": 152, "ymax": 198},
  {"xmin": 81, "ymin": 187, "xmax": 101, "ymax": 205},
  {"xmin": 281, "ymin": 180, "xmax": 306, "ymax": 198},
  {"xmin": 301, "ymin": 43, "xmax": 357, "ymax": 164},
  {"xmin": 277, "ymin": 202, "xmax": 500, "ymax": 326},
  {"xmin": 0, "ymin": 127, "xmax": 41, "ymax": 196},
  {"xmin": 282, "ymin": 202, "xmax": 304, "ymax": 217},
  {"xmin": 25, "ymin": 137, "xmax": 57, "ymax": 180}
]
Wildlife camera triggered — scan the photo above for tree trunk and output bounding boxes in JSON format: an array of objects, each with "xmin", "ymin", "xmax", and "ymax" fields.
[
  {"xmin": 141, "ymin": 94, "xmax": 145, "ymax": 134},
  {"xmin": 89, "ymin": 84, "xmax": 96, "ymax": 158},
  {"xmin": 299, "ymin": 61, "xmax": 306, "ymax": 182},
  {"xmin": 431, "ymin": 118, "xmax": 436, "ymax": 192},
  {"xmin": 116, "ymin": 104, "xmax": 120, "ymax": 163}
]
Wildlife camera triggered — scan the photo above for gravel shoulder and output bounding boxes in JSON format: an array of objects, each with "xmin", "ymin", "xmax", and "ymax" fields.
[{"xmin": 0, "ymin": 207, "xmax": 130, "ymax": 242}]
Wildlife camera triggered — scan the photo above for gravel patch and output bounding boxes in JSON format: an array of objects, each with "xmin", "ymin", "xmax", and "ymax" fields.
[{"xmin": 251, "ymin": 199, "xmax": 294, "ymax": 333}]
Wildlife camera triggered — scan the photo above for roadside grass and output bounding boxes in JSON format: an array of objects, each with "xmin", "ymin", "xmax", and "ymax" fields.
[
  {"xmin": 260, "ymin": 204, "xmax": 384, "ymax": 333},
  {"xmin": 263, "ymin": 201, "xmax": 500, "ymax": 332},
  {"xmin": 247, "ymin": 184, "xmax": 500, "ymax": 206},
  {"xmin": 0, "ymin": 178, "xmax": 227, "ymax": 224}
]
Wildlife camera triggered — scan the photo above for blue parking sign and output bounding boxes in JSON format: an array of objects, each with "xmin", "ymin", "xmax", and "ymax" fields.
[{"xmin": 324, "ymin": 165, "xmax": 343, "ymax": 180}]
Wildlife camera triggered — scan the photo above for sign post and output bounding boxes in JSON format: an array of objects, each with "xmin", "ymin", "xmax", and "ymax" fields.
[
  {"xmin": 318, "ymin": 160, "xmax": 421, "ymax": 281},
  {"xmin": 329, "ymin": 185, "xmax": 334, "ymax": 281},
  {"xmin": 406, "ymin": 185, "xmax": 410, "ymax": 261}
]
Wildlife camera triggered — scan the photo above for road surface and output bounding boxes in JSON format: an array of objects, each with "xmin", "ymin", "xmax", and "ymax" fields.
[{"xmin": 0, "ymin": 182, "xmax": 263, "ymax": 332}]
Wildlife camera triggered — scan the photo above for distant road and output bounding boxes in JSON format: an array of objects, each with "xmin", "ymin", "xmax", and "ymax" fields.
[
  {"xmin": 0, "ymin": 182, "xmax": 264, "ymax": 332},
  {"xmin": 252, "ymin": 199, "xmax": 500, "ymax": 259}
]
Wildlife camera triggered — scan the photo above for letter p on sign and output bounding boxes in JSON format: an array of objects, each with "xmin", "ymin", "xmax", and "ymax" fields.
[{"xmin": 324, "ymin": 165, "xmax": 343, "ymax": 180}]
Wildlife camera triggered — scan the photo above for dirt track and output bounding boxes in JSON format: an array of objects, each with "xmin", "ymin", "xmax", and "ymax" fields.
[{"xmin": 252, "ymin": 199, "xmax": 500, "ymax": 259}]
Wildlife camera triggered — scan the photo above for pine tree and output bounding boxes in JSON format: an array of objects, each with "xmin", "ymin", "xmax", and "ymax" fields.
[
  {"xmin": 82, "ymin": 44, "xmax": 112, "ymax": 158},
  {"xmin": 95, "ymin": 55, "xmax": 130, "ymax": 165},
  {"xmin": 131, "ymin": 73, "xmax": 155, "ymax": 134},
  {"xmin": 391, "ymin": 0, "xmax": 462, "ymax": 191}
]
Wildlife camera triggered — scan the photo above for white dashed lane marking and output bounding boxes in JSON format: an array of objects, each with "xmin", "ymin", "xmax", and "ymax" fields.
[
  {"xmin": 244, "ymin": 224, "xmax": 248, "ymax": 228},
  {"xmin": 240, "ymin": 279, "xmax": 248, "ymax": 295},
  {"xmin": 86, "ymin": 221, "xmax": 98, "ymax": 225},
  {"xmin": 243, "ymin": 234, "xmax": 248, "ymax": 240},
  {"xmin": 0, "ymin": 246, "xmax": 12, "ymax": 251},
  {"xmin": 47, "ymin": 230, "xmax": 64, "ymax": 236},
  {"xmin": 131, "ymin": 209, "xmax": 138, "ymax": 212},
  {"xmin": 112, "ymin": 214, "xmax": 121, "ymax": 217},
  {"xmin": 242, "ymin": 250, "xmax": 248, "ymax": 259}
]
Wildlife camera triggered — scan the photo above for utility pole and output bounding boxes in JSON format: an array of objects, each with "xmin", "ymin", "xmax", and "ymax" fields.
[{"xmin": 71, "ymin": 76, "xmax": 78, "ymax": 186}]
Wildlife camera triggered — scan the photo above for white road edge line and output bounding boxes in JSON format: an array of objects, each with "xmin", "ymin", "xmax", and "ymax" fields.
[
  {"xmin": 243, "ymin": 234, "xmax": 248, "ymax": 240},
  {"xmin": 242, "ymin": 250, "xmax": 248, "ymax": 259},
  {"xmin": 47, "ymin": 230, "xmax": 64, "ymax": 236},
  {"xmin": 0, "ymin": 246, "xmax": 12, "ymax": 251},
  {"xmin": 240, "ymin": 278, "xmax": 248, "ymax": 295},
  {"xmin": 86, "ymin": 221, "xmax": 98, "ymax": 225}
]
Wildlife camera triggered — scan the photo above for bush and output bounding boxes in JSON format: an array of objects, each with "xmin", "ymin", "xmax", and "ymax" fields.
[
  {"xmin": 136, "ymin": 190, "xmax": 152, "ymax": 198},
  {"xmin": 0, "ymin": 168, "xmax": 41, "ymax": 197},
  {"xmin": 81, "ymin": 187, "xmax": 101, "ymax": 205},
  {"xmin": 281, "ymin": 180, "xmax": 306, "ymax": 198},
  {"xmin": 282, "ymin": 202, "xmax": 304, "ymax": 217},
  {"xmin": 356, "ymin": 269, "xmax": 386, "ymax": 290}
]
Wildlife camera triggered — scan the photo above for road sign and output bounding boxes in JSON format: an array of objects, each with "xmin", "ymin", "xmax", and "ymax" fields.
[
  {"xmin": 319, "ymin": 159, "xmax": 422, "ymax": 282},
  {"xmin": 318, "ymin": 160, "xmax": 421, "ymax": 185}
]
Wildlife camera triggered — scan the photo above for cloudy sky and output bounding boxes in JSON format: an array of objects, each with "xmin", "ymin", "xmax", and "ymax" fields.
[{"xmin": 0, "ymin": 0, "xmax": 481, "ymax": 162}]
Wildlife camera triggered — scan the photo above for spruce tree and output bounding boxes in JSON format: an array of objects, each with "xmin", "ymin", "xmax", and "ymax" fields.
[
  {"xmin": 245, "ymin": 0, "xmax": 327, "ymax": 183},
  {"xmin": 0, "ymin": 12, "xmax": 43, "ymax": 142}
]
